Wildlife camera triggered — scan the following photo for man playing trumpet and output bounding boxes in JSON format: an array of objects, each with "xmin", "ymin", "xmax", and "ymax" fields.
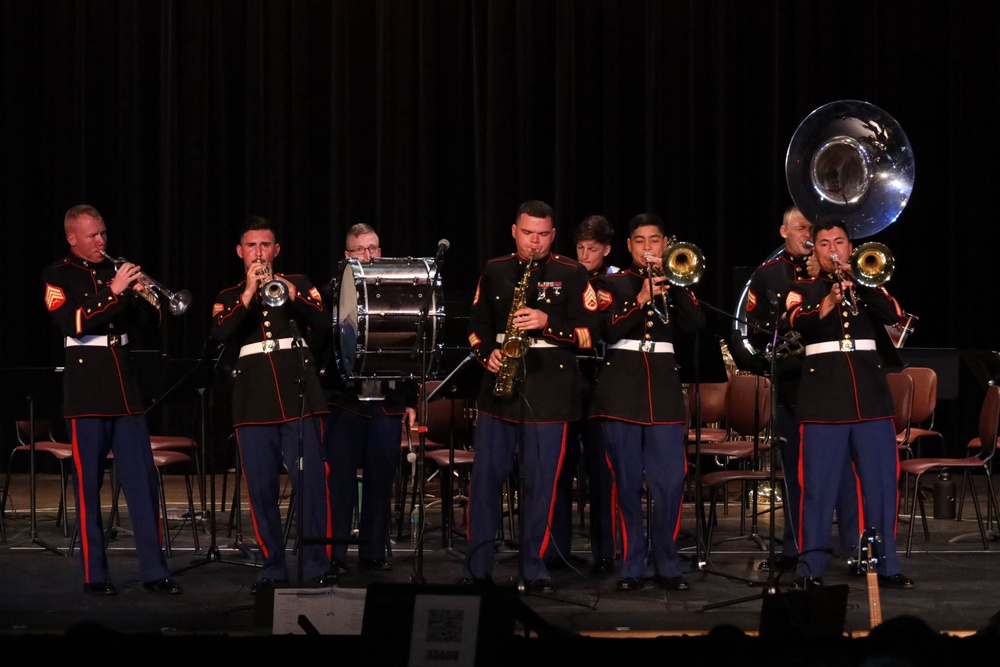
[{"xmin": 211, "ymin": 215, "xmax": 334, "ymax": 594}]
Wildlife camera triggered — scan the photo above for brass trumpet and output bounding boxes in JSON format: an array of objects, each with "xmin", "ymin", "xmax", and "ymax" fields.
[
  {"xmin": 646, "ymin": 237, "xmax": 705, "ymax": 323},
  {"xmin": 101, "ymin": 250, "xmax": 192, "ymax": 316},
  {"xmin": 252, "ymin": 258, "xmax": 288, "ymax": 307}
]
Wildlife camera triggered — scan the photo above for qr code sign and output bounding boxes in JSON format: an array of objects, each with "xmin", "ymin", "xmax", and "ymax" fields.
[{"xmin": 426, "ymin": 608, "xmax": 465, "ymax": 643}]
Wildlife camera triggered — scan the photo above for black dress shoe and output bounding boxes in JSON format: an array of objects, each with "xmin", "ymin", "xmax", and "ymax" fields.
[
  {"xmin": 358, "ymin": 558, "xmax": 393, "ymax": 571},
  {"xmin": 526, "ymin": 579, "xmax": 556, "ymax": 595},
  {"xmin": 659, "ymin": 576, "xmax": 690, "ymax": 591},
  {"xmin": 591, "ymin": 558, "xmax": 615, "ymax": 574},
  {"xmin": 83, "ymin": 581, "xmax": 117, "ymax": 596},
  {"xmin": 330, "ymin": 558, "xmax": 349, "ymax": 576},
  {"xmin": 250, "ymin": 578, "xmax": 277, "ymax": 596},
  {"xmin": 311, "ymin": 574, "xmax": 339, "ymax": 587},
  {"xmin": 791, "ymin": 576, "xmax": 823, "ymax": 590},
  {"xmin": 616, "ymin": 577, "xmax": 643, "ymax": 591},
  {"xmin": 143, "ymin": 578, "xmax": 182, "ymax": 595},
  {"xmin": 877, "ymin": 573, "xmax": 915, "ymax": 590}
]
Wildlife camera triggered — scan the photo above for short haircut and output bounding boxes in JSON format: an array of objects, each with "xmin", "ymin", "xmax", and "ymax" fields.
[
  {"xmin": 782, "ymin": 204, "xmax": 805, "ymax": 227},
  {"xmin": 628, "ymin": 212, "xmax": 666, "ymax": 237},
  {"xmin": 346, "ymin": 223, "xmax": 377, "ymax": 241},
  {"xmin": 240, "ymin": 214, "xmax": 277, "ymax": 241},
  {"xmin": 812, "ymin": 216, "xmax": 850, "ymax": 239},
  {"xmin": 574, "ymin": 215, "xmax": 615, "ymax": 245},
  {"xmin": 517, "ymin": 199, "xmax": 554, "ymax": 221},
  {"xmin": 64, "ymin": 204, "xmax": 103, "ymax": 233}
]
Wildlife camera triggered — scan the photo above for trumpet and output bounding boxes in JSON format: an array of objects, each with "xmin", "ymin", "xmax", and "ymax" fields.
[
  {"xmin": 252, "ymin": 258, "xmax": 289, "ymax": 307},
  {"xmin": 645, "ymin": 237, "xmax": 705, "ymax": 323},
  {"xmin": 101, "ymin": 250, "xmax": 192, "ymax": 316}
]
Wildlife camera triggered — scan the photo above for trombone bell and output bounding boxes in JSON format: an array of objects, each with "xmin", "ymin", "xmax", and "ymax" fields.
[
  {"xmin": 851, "ymin": 241, "xmax": 894, "ymax": 287},
  {"xmin": 663, "ymin": 240, "xmax": 705, "ymax": 287}
]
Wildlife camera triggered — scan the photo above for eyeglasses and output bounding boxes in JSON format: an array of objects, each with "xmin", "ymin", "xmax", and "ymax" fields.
[{"xmin": 347, "ymin": 245, "xmax": 380, "ymax": 256}]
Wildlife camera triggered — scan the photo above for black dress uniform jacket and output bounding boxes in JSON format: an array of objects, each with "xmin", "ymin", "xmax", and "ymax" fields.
[
  {"xmin": 42, "ymin": 254, "xmax": 158, "ymax": 417},
  {"xmin": 745, "ymin": 250, "xmax": 811, "ymax": 408},
  {"xmin": 211, "ymin": 274, "xmax": 330, "ymax": 426},
  {"xmin": 589, "ymin": 265, "xmax": 706, "ymax": 423},
  {"xmin": 786, "ymin": 275, "xmax": 902, "ymax": 423},
  {"xmin": 468, "ymin": 252, "xmax": 599, "ymax": 423}
]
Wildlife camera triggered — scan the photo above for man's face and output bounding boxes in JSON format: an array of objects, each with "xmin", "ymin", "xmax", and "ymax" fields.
[
  {"xmin": 511, "ymin": 213, "xmax": 555, "ymax": 260},
  {"xmin": 236, "ymin": 229, "xmax": 279, "ymax": 272},
  {"xmin": 814, "ymin": 226, "xmax": 852, "ymax": 273},
  {"xmin": 66, "ymin": 214, "xmax": 108, "ymax": 263},
  {"xmin": 345, "ymin": 231, "xmax": 381, "ymax": 261},
  {"xmin": 576, "ymin": 240, "xmax": 611, "ymax": 273},
  {"xmin": 626, "ymin": 224, "xmax": 665, "ymax": 267},
  {"xmin": 781, "ymin": 210, "xmax": 814, "ymax": 257}
]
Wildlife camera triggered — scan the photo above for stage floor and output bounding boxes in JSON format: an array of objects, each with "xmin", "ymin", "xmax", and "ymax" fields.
[{"xmin": 2, "ymin": 469, "xmax": 999, "ymax": 655}]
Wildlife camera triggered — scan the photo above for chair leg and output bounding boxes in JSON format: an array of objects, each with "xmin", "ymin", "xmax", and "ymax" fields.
[{"xmin": 158, "ymin": 471, "xmax": 172, "ymax": 558}]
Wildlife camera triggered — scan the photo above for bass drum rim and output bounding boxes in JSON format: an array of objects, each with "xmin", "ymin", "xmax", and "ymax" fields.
[{"xmin": 332, "ymin": 256, "xmax": 445, "ymax": 381}]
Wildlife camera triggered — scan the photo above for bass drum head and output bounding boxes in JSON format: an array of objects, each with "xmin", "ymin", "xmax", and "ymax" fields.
[{"xmin": 333, "ymin": 257, "xmax": 444, "ymax": 380}]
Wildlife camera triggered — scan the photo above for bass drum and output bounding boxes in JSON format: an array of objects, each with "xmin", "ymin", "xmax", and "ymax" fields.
[{"xmin": 332, "ymin": 257, "xmax": 445, "ymax": 380}]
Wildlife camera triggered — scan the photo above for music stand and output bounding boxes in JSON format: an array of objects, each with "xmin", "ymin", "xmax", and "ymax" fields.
[
  {"xmin": 173, "ymin": 341, "xmax": 260, "ymax": 574},
  {"xmin": 1, "ymin": 367, "xmax": 69, "ymax": 556}
]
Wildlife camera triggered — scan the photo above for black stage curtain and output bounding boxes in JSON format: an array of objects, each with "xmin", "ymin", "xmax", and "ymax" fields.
[{"xmin": 2, "ymin": 0, "xmax": 998, "ymax": 374}]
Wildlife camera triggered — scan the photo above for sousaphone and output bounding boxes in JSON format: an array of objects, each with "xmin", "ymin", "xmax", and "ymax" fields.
[{"xmin": 729, "ymin": 100, "xmax": 915, "ymax": 374}]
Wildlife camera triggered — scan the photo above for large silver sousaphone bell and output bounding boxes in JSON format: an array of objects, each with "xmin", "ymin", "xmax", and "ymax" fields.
[
  {"xmin": 786, "ymin": 99, "xmax": 915, "ymax": 240},
  {"xmin": 729, "ymin": 100, "xmax": 915, "ymax": 374}
]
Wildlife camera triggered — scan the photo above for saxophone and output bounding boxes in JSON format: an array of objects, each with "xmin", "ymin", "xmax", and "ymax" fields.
[{"xmin": 492, "ymin": 255, "xmax": 534, "ymax": 400}]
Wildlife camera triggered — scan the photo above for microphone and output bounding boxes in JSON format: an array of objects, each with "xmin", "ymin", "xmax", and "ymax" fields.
[{"xmin": 433, "ymin": 239, "xmax": 450, "ymax": 267}]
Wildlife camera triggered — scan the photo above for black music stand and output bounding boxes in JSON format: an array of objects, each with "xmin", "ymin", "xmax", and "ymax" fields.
[
  {"xmin": 421, "ymin": 352, "xmax": 481, "ymax": 555},
  {"xmin": 172, "ymin": 341, "xmax": 260, "ymax": 574},
  {"xmin": 1, "ymin": 367, "xmax": 69, "ymax": 556}
]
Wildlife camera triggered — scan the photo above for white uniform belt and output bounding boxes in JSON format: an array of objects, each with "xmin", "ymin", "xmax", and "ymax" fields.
[
  {"xmin": 65, "ymin": 334, "xmax": 129, "ymax": 348},
  {"xmin": 239, "ymin": 337, "xmax": 305, "ymax": 357},
  {"xmin": 804, "ymin": 339, "xmax": 877, "ymax": 355},
  {"xmin": 609, "ymin": 339, "xmax": 674, "ymax": 354},
  {"xmin": 495, "ymin": 333, "xmax": 557, "ymax": 349}
]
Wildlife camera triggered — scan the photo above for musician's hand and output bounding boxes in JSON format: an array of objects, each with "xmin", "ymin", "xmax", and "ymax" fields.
[
  {"xmin": 111, "ymin": 262, "xmax": 141, "ymax": 296},
  {"xmin": 404, "ymin": 407, "xmax": 417, "ymax": 428},
  {"xmin": 487, "ymin": 348, "xmax": 503, "ymax": 374},
  {"xmin": 514, "ymin": 307, "xmax": 547, "ymax": 331},
  {"xmin": 805, "ymin": 254, "xmax": 820, "ymax": 277}
]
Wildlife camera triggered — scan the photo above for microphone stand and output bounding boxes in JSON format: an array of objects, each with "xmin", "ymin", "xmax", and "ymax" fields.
[{"xmin": 409, "ymin": 301, "xmax": 430, "ymax": 584}]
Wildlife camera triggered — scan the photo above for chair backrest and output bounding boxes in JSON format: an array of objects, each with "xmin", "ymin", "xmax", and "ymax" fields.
[
  {"xmin": 422, "ymin": 381, "xmax": 472, "ymax": 447},
  {"xmin": 975, "ymin": 385, "xmax": 1000, "ymax": 463},
  {"xmin": 726, "ymin": 374, "xmax": 771, "ymax": 438},
  {"xmin": 688, "ymin": 380, "xmax": 729, "ymax": 426},
  {"xmin": 901, "ymin": 366, "xmax": 937, "ymax": 425},
  {"xmin": 15, "ymin": 419, "xmax": 57, "ymax": 446},
  {"xmin": 885, "ymin": 371, "xmax": 914, "ymax": 437}
]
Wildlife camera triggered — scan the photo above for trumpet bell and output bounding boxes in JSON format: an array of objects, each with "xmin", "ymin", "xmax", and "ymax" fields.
[
  {"xmin": 786, "ymin": 100, "xmax": 914, "ymax": 240},
  {"xmin": 261, "ymin": 279, "xmax": 289, "ymax": 307},
  {"xmin": 168, "ymin": 290, "xmax": 193, "ymax": 316},
  {"xmin": 851, "ymin": 241, "xmax": 895, "ymax": 287},
  {"xmin": 663, "ymin": 241, "xmax": 705, "ymax": 287}
]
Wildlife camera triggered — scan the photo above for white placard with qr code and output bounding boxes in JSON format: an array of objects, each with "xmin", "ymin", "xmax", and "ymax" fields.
[{"xmin": 407, "ymin": 594, "xmax": 482, "ymax": 667}]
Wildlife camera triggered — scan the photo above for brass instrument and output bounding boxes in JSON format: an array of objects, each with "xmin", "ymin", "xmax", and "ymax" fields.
[
  {"xmin": 252, "ymin": 258, "xmax": 289, "ymax": 307},
  {"xmin": 830, "ymin": 252, "xmax": 860, "ymax": 316},
  {"xmin": 493, "ymin": 255, "xmax": 534, "ymax": 400},
  {"xmin": 101, "ymin": 250, "xmax": 192, "ymax": 316},
  {"xmin": 646, "ymin": 237, "xmax": 705, "ymax": 323},
  {"xmin": 851, "ymin": 241, "xmax": 894, "ymax": 287}
]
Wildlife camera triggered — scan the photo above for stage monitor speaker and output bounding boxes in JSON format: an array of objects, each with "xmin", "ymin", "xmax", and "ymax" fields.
[{"xmin": 759, "ymin": 584, "xmax": 849, "ymax": 639}]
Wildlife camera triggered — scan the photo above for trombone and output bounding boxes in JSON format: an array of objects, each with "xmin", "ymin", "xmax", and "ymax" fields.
[
  {"xmin": 830, "ymin": 241, "xmax": 894, "ymax": 316},
  {"xmin": 646, "ymin": 237, "xmax": 705, "ymax": 323},
  {"xmin": 101, "ymin": 250, "xmax": 192, "ymax": 316}
]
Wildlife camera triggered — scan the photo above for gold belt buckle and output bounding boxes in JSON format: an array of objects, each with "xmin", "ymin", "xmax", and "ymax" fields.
[
  {"xmin": 839, "ymin": 339, "xmax": 856, "ymax": 352},
  {"xmin": 107, "ymin": 334, "xmax": 120, "ymax": 347},
  {"xmin": 262, "ymin": 339, "xmax": 277, "ymax": 354},
  {"xmin": 641, "ymin": 340, "xmax": 655, "ymax": 353}
]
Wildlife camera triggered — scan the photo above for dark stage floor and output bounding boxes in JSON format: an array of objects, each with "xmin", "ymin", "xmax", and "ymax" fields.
[{"xmin": 2, "ymin": 469, "xmax": 1000, "ymax": 661}]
